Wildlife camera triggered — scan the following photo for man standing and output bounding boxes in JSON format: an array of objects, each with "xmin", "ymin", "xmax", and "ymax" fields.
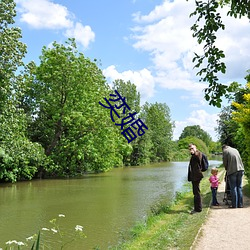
[
  {"xmin": 222, "ymin": 144, "xmax": 244, "ymax": 208},
  {"xmin": 188, "ymin": 143, "xmax": 204, "ymax": 214}
]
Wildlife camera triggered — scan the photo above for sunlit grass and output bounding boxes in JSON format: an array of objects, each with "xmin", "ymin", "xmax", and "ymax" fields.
[{"xmin": 111, "ymin": 172, "xmax": 222, "ymax": 250}]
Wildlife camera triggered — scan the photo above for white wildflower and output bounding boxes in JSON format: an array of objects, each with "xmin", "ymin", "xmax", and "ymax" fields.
[
  {"xmin": 42, "ymin": 227, "xmax": 50, "ymax": 231},
  {"xmin": 17, "ymin": 242, "xmax": 25, "ymax": 246},
  {"xmin": 75, "ymin": 225, "xmax": 83, "ymax": 231},
  {"xmin": 51, "ymin": 228, "xmax": 58, "ymax": 233},
  {"xmin": 58, "ymin": 214, "xmax": 65, "ymax": 217},
  {"xmin": 6, "ymin": 240, "xmax": 17, "ymax": 245},
  {"xmin": 26, "ymin": 236, "xmax": 34, "ymax": 241}
]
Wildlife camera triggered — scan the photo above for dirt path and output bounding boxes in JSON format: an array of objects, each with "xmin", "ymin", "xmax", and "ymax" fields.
[{"xmin": 192, "ymin": 174, "xmax": 250, "ymax": 250}]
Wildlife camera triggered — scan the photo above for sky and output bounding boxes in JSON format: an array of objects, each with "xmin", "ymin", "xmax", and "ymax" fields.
[{"xmin": 14, "ymin": 0, "xmax": 250, "ymax": 141}]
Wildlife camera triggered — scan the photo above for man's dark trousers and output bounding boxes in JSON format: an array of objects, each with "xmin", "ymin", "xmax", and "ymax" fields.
[{"xmin": 192, "ymin": 180, "xmax": 202, "ymax": 212}]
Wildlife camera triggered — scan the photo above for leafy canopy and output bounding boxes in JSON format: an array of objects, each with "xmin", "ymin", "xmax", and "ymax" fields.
[{"xmin": 189, "ymin": 0, "xmax": 250, "ymax": 107}]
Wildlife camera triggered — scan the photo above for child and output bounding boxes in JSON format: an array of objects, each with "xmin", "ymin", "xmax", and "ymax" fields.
[{"xmin": 209, "ymin": 168, "xmax": 220, "ymax": 206}]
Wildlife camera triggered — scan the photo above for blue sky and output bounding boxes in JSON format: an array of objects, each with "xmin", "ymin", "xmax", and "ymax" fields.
[{"xmin": 14, "ymin": 0, "xmax": 250, "ymax": 141}]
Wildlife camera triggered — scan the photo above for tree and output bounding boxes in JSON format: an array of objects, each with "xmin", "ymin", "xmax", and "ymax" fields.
[
  {"xmin": 140, "ymin": 102, "xmax": 174, "ymax": 162},
  {"xmin": 111, "ymin": 79, "xmax": 143, "ymax": 165},
  {"xmin": 112, "ymin": 79, "xmax": 140, "ymax": 115},
  {"xmin": 190, "ymin": 0, "xmax": 250, "ymax": 107},
  {"xmin": 24, "ymin": 39, "xmax": 129, "ymax": 175},
  {"xmin": 231, "ymin": 80, "xmax": 250, "ymax": 176},
  {"xmin": 179, "ymin": 125, "xmax": 212, "ymax": 146},
  {"xmin": 216, "ymin": 106, "xmax": 240, "ymax": 147},
  {"xmin": 178, "ymin": 136, "xmax": 209, "ymax": 156},
  {"xmin": 0, "ymin": 0, "xmax": 27, "ymax": 109},
  {"xmin": 216, "ymin": 72, "xmax": 250, "ymax": 149},
  {"xmin": 0, "ymin": 0, "xmax": 47, "ymax": 182}
]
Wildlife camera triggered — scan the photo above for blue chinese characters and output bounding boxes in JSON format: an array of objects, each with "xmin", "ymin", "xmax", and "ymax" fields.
[{"xmin": 99, "ymin": 90, "xmax": 148, "ymax": 143}]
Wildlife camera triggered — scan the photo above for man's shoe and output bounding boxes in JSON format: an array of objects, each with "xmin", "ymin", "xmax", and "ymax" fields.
[
  {"xmin": 228, "ymin": 205, "xmax": 236, "ymax": 208},
  {"xmin": 212, "ymin": 203, "xmax": 220, "ymax": 206},
  {"xmin": 190, "ymin": 209, "xmax": 201, "ymax": 214}
]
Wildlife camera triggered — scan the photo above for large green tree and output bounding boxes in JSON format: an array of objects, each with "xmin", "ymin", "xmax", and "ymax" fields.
[
  {"xmin": 111, "ymin": 79, "xmax": 143, "ymax": 165},
  {"xmin": 179, "ymin": 125, "xmax": 212, "ymax": 146},
  {"xmin": 0, "ymin": 0, "xmax": 47, "ymax": 182},
  {"xmin": 0, "ymin": 0, "xmax": 26, "ymax": 108},
  {"xmin": 140, "ymin": 102, "xmax": 174, "ymax": 162},
  {"xmin": 178, "ymin": 136, "xmax": 209, "ymax": 156},
  {"xmin": 24, "ymin": 39, "xmax": 129, "ymax": 175},
  {"xmin": 190, "ymin": 0, "xmax": 250, "ymax": 107}
]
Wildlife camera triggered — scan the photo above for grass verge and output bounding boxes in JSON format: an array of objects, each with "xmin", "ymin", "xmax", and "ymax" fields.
[{"xmin": 111, "ymin": 169, "xmax": 225, "ymax": 250}]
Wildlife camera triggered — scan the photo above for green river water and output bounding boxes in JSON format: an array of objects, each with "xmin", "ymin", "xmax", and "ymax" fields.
[{"xmin": 0, "ymin": 160, "xmax": 221, "ymax": 249}]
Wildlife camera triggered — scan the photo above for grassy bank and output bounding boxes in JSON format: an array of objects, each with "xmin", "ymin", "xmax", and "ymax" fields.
[{"xmin": 111, "ymin": 169, "xmax": 225, "ymax": 250}]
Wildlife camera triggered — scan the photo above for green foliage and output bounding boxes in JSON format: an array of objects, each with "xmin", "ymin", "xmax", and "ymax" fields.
[
  {"xmin": 0, "ymin": 108, "xmax": 50, "ymax": 182},
  {"xmin": 178, "ymin": 136, "xmax": 209, "ymax": 156},
  {"xmin": 0, "ymin": 0, "xmax": 27, "ymax": 107},
  {"xmin": 0, "ymin": 0, "xmax": 48, "ymax": 182},
  {"xmin": 222, "ymin": 0, "xmax": 250, "ymax": 19},
  {"xmin": 215, "ymin": 72, "xmax": 250, "ymax": 177},
  {"xmin": 111, "ymin": 79, "xmax": 142, "ymax": 166},
  {"xmin": 112, "ymin": 79, "xmax": 141, "ymax": 114},
  {"xmin": 189, "ymin": 0, "xmax": 250, "ymax": 107},
  {"xmin": 230, "ymin": 79, "xmax": 250, "ymax": 177},
  {"xmin": 139, "ymin": 102, "xmax": 174, "ymax": 162},
  {"xmin": 209, "ymin": 141, "xmax": 222, "ymax": 154},
  {"xmin": 179, "ymin": 125, "xmax": 212, "ymax": 146},
  {"xmin": 31, "ymin": 231, "xmax": 40, "ymax": 250},
  {"xmin": 216, "ymin": 106, "xmax": 240, "ymax": 147},
  {"xmin": 23, "ymin": 39, "xmax": 128, "ymax": 175},
  {"xmin": 0, "ymin": 0, "xmax": 179, "ymax": 180}
]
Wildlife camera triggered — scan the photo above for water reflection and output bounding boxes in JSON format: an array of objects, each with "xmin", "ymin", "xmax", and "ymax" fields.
[{"xmin": 0, "ymin": 160, "xmax": 221, "ymax": 249}]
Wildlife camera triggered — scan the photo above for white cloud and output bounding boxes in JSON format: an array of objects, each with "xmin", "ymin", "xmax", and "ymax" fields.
[
  {"xmin": 16, "ymin": 0, "xmax": 95, "ymax": 49},
  {"xmin": 130, "ymin": 0, "xmax": 250, "ymax": 95},
  {"xmin": 65, "ymin": 22, "xmax": 95, "ymax": 48},
  {"xmin": 214, "ymin": 7, "xmax": 250, "ymax": 81},
  {"xmin": 173, "ymin": 110, "xmax": 219, "ymax": 141},
  {"xmin": 129, "ymin": 0, "xmax": 212, "ymax": 107},
  {"xmin": 16, "ymin": 0, "xmax": 73, "ymax": 29},
  {"xmin": 127, "ymin": 0, "xmax": 249, "ymax": 141},
  {"xmin": 103, "ymin": 65, "xmax": 155, "ymax": 103}
]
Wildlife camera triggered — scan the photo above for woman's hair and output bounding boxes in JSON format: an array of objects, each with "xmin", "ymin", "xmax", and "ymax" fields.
[{"xmin": 211, "ymin": 167, "xmax": 218, "ymax": 174}]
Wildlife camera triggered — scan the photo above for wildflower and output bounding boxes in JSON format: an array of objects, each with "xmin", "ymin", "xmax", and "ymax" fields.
[
  {"xmin": 42, "ymin": 228, "xmax": 50, "ymax": 231},
  {"xmin": 5, "ymin": 240, "xmax": 25, "ymax": 246},
  {"xmin": 51, "ymin": 228, "xmax": 58, "ymax": 233},
  {"xmin": 17, "ymin": 242, "xmax": 25, "ymax": 246},
  {"xmin": 26, "ymin": 236, "xmax": 34, "ymax": 241},
  {"xmin": 58, "ymin": 214, "xmax": 65, "ymax": 217},
  {"xmin": 6, "ymin": 240, "xmax": 17, "ymax": 245},
  {"xmin": 75, "ymin": 225, "xmax": 83, "ymax": 232}
]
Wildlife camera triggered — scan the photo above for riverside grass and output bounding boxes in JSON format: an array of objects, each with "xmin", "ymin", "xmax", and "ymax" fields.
[{"xmin": 112, "ymin": 169, "xmax": 225, "ymax": 250}]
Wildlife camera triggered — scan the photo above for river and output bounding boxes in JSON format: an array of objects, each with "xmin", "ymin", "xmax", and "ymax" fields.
[{"xmin": 0, "ymin": 160, "xmax": 222, "ymax": 249}]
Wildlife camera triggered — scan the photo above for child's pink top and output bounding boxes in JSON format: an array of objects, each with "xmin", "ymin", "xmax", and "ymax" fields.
[{"xmin": 209, "ymin": 175, "xmax": 219, "ymax": 188}]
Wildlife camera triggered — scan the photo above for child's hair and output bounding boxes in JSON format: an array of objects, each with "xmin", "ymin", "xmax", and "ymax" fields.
[{"xmin": 211, "ymin": 167, "xmax": 218, "ymax": 175}]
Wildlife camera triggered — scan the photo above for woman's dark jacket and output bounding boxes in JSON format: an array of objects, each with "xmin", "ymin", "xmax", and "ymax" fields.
[{"xmin": 188, "ymin": 150, "xmax": 204, "ymax": 182}]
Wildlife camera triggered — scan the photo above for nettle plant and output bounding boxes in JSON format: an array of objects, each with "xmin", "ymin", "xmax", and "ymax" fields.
[{"xmin": 2, "ymin": 214, "xmax": 86, "ymax": 249}]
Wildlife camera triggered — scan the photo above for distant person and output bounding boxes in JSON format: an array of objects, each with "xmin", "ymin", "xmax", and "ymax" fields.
[
  {"xmin": 209, "ymin": 168, "xmax": 220, "ymax": 206},
  {"xmin": 188, "ymin": 143, "xmax": 204, "ymax": 214},
  {"xmin": 222, "ymin": 144, "xmax": 244, "ymax": 208}
]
